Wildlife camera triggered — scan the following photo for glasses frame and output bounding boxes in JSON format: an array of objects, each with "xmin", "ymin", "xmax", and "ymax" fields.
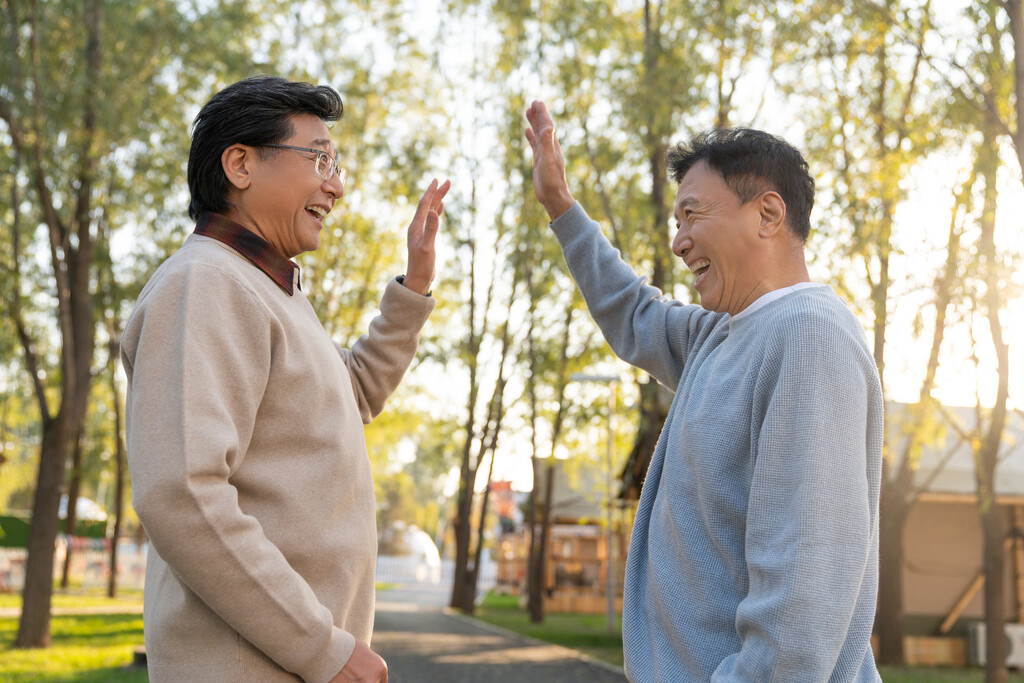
[{"xmin": 261, "ymin": 143, "xmax": 347, "ymax": 186}]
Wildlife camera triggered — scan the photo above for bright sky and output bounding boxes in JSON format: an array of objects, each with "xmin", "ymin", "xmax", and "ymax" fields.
[{"xmin": 883, "ymin": 147, "xmax": 1023, "ymax": 412}]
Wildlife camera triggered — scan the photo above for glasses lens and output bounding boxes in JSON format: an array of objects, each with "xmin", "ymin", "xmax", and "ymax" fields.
[{"xmin": 315, "ymin": 153, "xmax": 334, "ymax": 179}]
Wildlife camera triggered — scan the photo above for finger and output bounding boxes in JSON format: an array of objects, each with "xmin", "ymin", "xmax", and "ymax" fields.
[
  {"xmin": 420, "ymin": 178, "xmax": 439, "ymax": 208},
  {"xmin": 422, "ymin": 212, "xmax": 440, "ymax": 245},
  {"xmin": 531, "ymin": 100, "xmax": 555, "ymax": 134},
  {"xmin": 431, "ymin": 179, "xmax": 451, "ymax": 209},
  {"xmin": 526, "ymin": 102, "xmax": 538, "ymax": 131},
  {"xmin": 528, "ymin": 100, "xmax": 550, "ymax": 127},
  {"xmin": 526, "ymin": 105, "xmax": 544, "ymax": 147},
  {"xmin": 411, "ymin": 178, "xmax": 440, "ymax": 227}
]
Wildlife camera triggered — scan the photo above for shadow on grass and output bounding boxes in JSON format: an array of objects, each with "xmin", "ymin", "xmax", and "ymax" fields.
[
  {"xmin": 1, "ymin": 613, "xmax": 147, "ymax": 682},
  {"xmin": 50, "ymin": 614, "xmax": 145, "ymax": 646},
  {"xmin": 473, "ymin": 592, "xmax": 624, "ymax": 667},
  {"xmin": 12, "ymin": 666, "xmax": 150, "ymax": 683}
]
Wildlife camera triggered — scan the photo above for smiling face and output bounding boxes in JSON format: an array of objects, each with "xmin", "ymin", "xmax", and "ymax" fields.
[
  {"xmin": 671, "ymin": 160, "xmax": 773, "ymax": 316},
  {"xmin": 223, "ymin": 113, "xmax": 344, "ymax": 258}
]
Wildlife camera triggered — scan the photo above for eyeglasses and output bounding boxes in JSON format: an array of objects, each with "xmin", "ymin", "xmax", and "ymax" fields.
[{"xmin": 262, "ymin": 144, "xmax": 347, "ymax": 187}]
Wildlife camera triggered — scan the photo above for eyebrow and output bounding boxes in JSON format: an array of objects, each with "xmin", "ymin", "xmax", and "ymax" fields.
[
  {"xmin": 674, "ymin": 196, "xmax": 701, "ymax": 217},
  {"xmin": 309, "ymin": 137, "xmax": 333, "ymax": 150}
]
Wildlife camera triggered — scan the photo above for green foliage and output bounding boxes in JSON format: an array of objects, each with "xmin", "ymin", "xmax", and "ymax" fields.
[
  {"xmin": 0, "ymin": 390, "xmax": 39, "ymax": 513},
  {"xmin": 775, "ymin": 0, "xmax": 945, "ymax": 291}
]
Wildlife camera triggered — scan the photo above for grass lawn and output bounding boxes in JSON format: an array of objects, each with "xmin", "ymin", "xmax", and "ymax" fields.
[
  {"xmin": 0, "ymin": 613, "xmax": 147, "ymax": 682},
  {"xmin": 474, "ymin": 592, "xmax": 625, "ymax": 667},
  {"xmin": 879, "ymin": 667, "xmax": 1024, "ymax": 682},
  {"xmin": 0, "ymin": 589, "xmax": 147, "ymax": 683},
  {"xmin": 0, "ymin": 588, "xmax": 143, "ymax": 611},
  {"xmin": 473, "ymin": 592, "xmax": 1024, "ymax": 682}
]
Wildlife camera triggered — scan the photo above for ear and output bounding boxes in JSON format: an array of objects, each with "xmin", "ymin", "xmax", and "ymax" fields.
[
  {"xmin": 756, "ymin": 191, "xmax": 787, "ymax": 238},
  {"xmin": 221, "ymin": 144, "xmax": 253, "ymax": 191}
]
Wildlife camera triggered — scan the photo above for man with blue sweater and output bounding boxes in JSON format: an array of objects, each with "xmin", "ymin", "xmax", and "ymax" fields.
[{"xmin": 525, "ymin": 101, "xmax": 883, "ymax": 682}]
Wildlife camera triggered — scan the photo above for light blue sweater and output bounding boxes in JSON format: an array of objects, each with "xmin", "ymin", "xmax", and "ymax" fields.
[{"xmin": 551, "ymin": 204, "xmax": 883, "ymax": 682}]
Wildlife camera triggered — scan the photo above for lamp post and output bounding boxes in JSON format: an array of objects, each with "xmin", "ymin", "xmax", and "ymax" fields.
[{"xmin": 570, "ymin": 373, "xmax": 619, "ymax": 634}]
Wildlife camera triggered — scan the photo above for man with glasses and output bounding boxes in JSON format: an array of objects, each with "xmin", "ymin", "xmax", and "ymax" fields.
[{"xmin": 122, "ymin": 76, "xmax": 448, "ymax": 683}]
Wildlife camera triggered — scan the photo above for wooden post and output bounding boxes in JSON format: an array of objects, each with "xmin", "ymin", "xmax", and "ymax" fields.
[
  {"xmin": 1014, "ymin": 506, "xmax": 1024, "ymax": 624},
  {"xmin": 939, "ymin": 534, "xmax": 1016, "ymax": 634}
]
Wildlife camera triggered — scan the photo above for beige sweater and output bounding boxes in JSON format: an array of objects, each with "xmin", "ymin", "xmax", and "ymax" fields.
[{"xmin": 121, "ymin": 234, "xmax": 433, "ymax": 682}]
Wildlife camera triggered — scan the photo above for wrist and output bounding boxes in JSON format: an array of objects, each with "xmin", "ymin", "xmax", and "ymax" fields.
[
  {"xmin": 398, "ymin": 274, "xmax": 431, "ymax": 296},
  {"xmin": 544, "ymin": 193, "xmax": 575, "ymax": 221}
]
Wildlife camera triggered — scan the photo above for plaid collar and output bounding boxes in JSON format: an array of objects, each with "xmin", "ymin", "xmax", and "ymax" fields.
[{"xmin": 194, "ymin": 213, "xmax": 300, "ymax": 295}]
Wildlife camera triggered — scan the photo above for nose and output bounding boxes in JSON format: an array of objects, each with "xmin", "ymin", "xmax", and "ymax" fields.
[
  {"xmin": 324, "ymin": 169, "xmax": 346, "ymax": 200},
  {"xmin": 672, "ymin": 224, "xmax": 691, "ymax": 258}
]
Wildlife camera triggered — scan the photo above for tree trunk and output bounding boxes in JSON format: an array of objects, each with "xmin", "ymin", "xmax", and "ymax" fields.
[
  {"xmin": 527, "ymin": 299, "xmax": 573, "ymax": 623},
  {"xmin": 60, "ymin": 432, "xmax": 84, "ymax": 589},
  {"xmin": 14, "ymin": 0, "xmax": 102, "ymax": 648},
  {"xmin": 977, "ymin": 124, "xmax": 1010, "ymax": 683},
  {"xmin": 449, "ymin": 473, "xmax": 474, "ymax": 610},
  {"xmin": 980, "ymin": 505, "xmax": 1008, "ymax": 683},
  {"xmin": 108, "ymin": 340, "xmax": 126, "ymax": 598},
  {"xmin": 876, "ymin": 487, "xmax": 906, "ymax": 664},
  {"xmin": 528, "ymin": 464, "xmax": 556, "ymax": 623},
  {"xmin": 16, "ymin": 419, "xmax": 72, "ymax": 648},
  {"xmin": 463, "ymin": 451, "xmax": 499, "ymax": 616}
]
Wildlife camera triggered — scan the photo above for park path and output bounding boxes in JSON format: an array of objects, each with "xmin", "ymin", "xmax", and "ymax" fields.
[
  {"xmin": 2, "ymin": 580, "xmax": 628, "ymax": 681},
  {"xmin": 373, "ymin": 582, "xmax": 628, "ymax": 683}
]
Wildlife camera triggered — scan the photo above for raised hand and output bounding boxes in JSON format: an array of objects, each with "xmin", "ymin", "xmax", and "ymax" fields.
[
  {"xmin": 525, "ymin": 101, "xmax": 575, "ymax": 220},
  {"xmin": 403, "ymin": 178, "xmax": 451, "ymax": 296}
]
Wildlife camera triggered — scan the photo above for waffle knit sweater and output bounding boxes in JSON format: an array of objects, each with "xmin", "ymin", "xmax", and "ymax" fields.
[
  {"xmin": 121, "ymin": 233, "xmax": 434, "ymax": 682},
  {"xmin": 551, "ymin": 203, "xmax": 883, "ymax": 682}
]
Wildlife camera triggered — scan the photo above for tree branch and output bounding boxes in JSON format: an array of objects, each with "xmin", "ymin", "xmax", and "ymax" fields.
[
  {"xmin": 580, "ymin": 117, "xmax": 623, "ymax": 252},
  {"xmin": 7, "ymin": 159, "xmax": 51, "ymax": 424},
  {"xmin": 1003, "ymin": 0, "xmax": 1024, "ymax": 165}
]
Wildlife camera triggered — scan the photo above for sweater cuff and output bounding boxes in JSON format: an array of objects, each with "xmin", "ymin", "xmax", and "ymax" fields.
[
  {"xmin": 303, "ymin": 627, "xmax": 356, "ymax": 683},
  {"xmin": 396, "ymin": 274, "xmax": 432, "ymax": 298},
  {"xmin": 548, "ymin": 201, "xmax": 589, "ymax": 238},
  {"xmin": 384, "ymin": 276, "xmax": 436, "ymax": 318}
]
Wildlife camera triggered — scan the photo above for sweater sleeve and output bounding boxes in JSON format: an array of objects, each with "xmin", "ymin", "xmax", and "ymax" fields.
[
  {"xmin": 712, "ymin": 308, "xmax": 881, "ymax": 682},
  {"xmin": 550, "ymin": 202, "xmax": 719, "ymax": 389},
  {"xmin": 337, "ymin": 277, "xmax": 435, "ymax": 423},
  {"xmin": 122, "ymin": 262, "xmax": 355, "ymax": 683}
]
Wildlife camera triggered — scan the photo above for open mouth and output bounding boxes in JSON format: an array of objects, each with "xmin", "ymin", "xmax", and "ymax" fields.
[
  {"xmin": 689, "ymin": 258, "xmax": 711, "ymax": 285},
  {"xmin": 306, "ymin": 205, "xmax": 327, "ymax": 222}
]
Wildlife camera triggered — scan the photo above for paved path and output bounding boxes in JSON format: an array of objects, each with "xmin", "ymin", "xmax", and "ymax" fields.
[{"xmin": 373, "ymin": 583, "xmax": 628, "ymax": 682}]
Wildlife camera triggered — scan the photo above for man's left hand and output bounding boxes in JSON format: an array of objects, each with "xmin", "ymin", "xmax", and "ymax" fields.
[{"xmin": 403, "ymin": 178, "xmax": 451, "ymax": 295}]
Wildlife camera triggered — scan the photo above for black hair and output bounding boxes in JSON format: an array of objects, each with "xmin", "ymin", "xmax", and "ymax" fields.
[
  {"xmin": 187, "ymin": 76, "xmax": 344, "ymax": 220},
  {"xmin": 665, "ymin": 128, "xmax": 815, "ymax": 242}
]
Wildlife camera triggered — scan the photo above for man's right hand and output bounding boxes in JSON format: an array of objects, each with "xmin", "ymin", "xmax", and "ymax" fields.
[
  {"xmin": 331, "ymin": 641, "xmax": 387, "ymax": 682},
  {"xmin": 525, "ymin": 100, "xmax": 576, "ymax": 221}
]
